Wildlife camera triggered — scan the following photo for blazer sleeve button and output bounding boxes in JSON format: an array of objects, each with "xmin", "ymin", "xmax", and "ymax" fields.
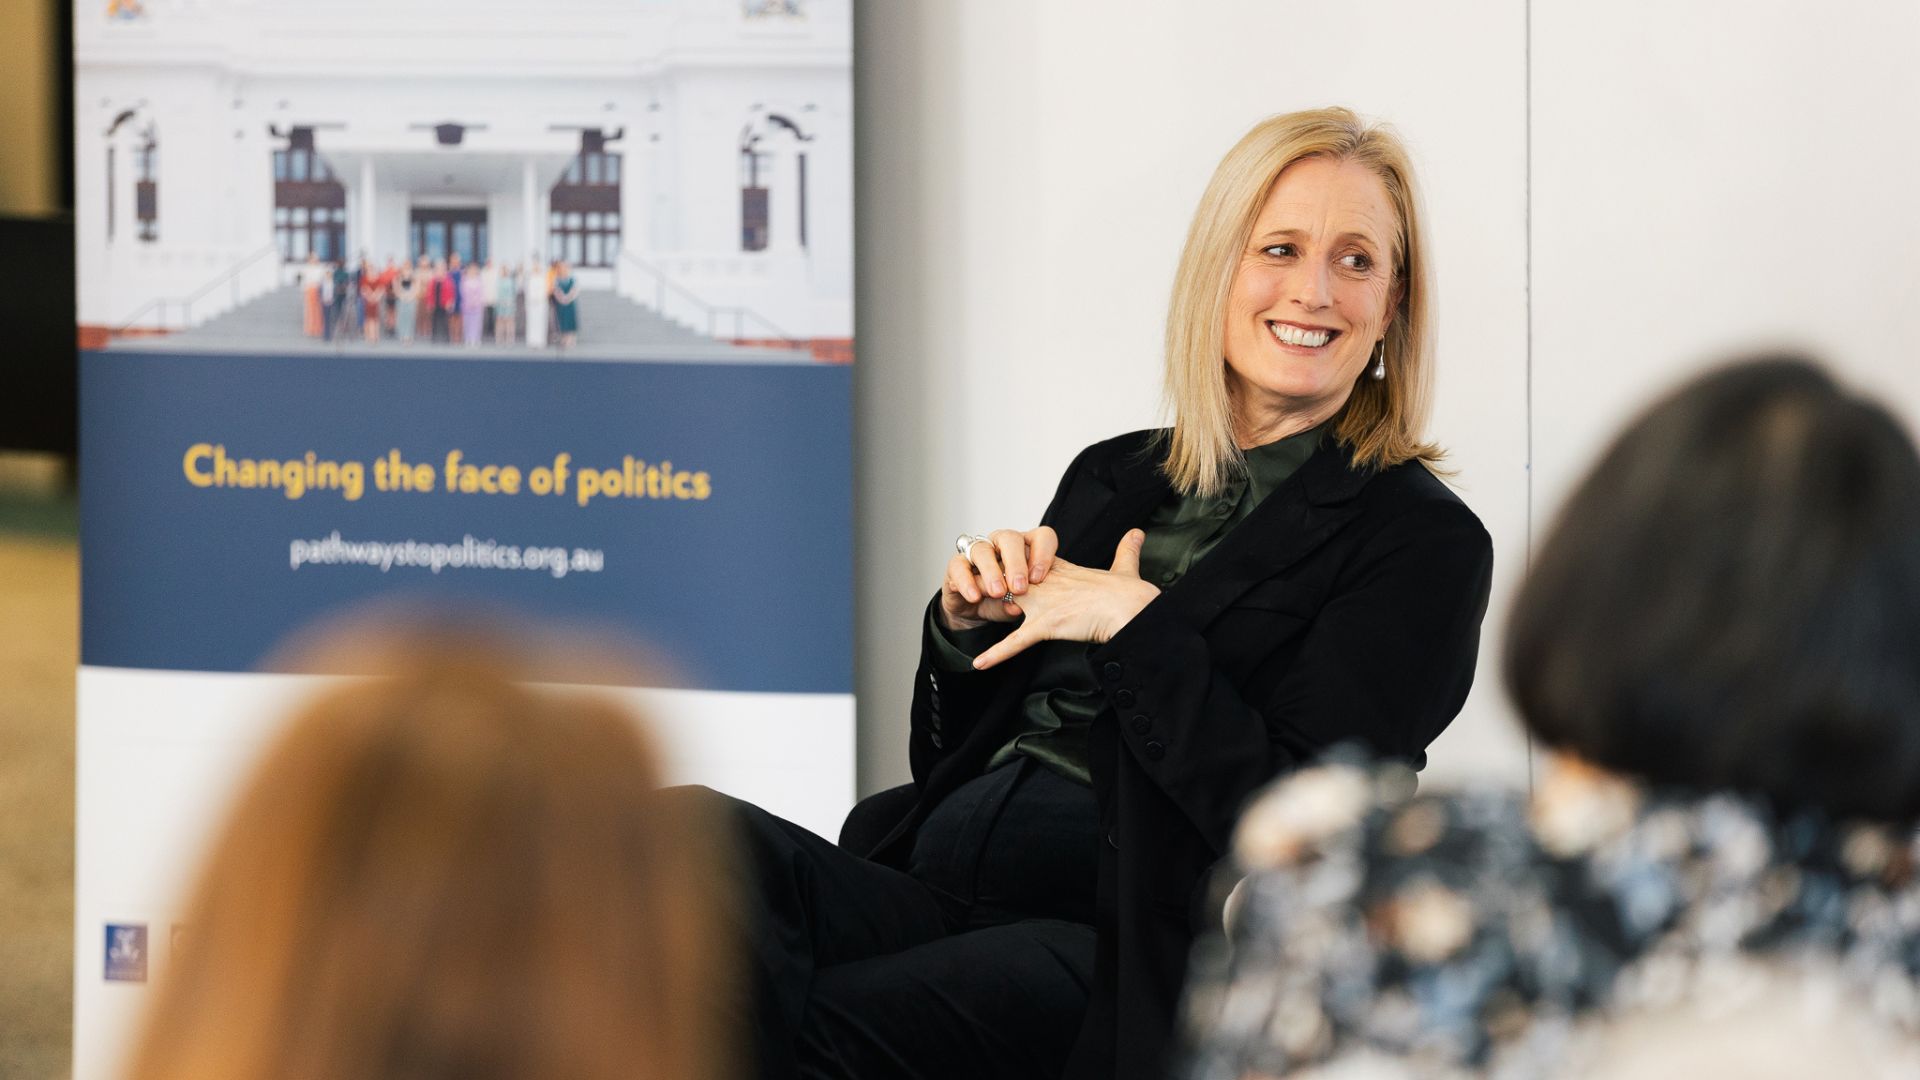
[
  {"xmin": 929, "ymin": 731, "xmax": 944, "ymax": 750},
  {"xmin": 1143, "ymin": 739, "xmax": 1166, "ymax": 761},
  {"xmin": 1130, "ymin": 714, "xmax": 1152, "ymax": 735},
  {"xmin": 1101, "ymin": 662, "xmax": 1123, "ymax": 683},
  {"xmin": 1114, "ymin": 688, "xmax": 1136, "ymax": 708}
]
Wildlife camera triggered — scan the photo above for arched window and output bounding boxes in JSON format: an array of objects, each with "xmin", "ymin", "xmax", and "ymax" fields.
[
  {"xmin": 103, "ymin": 107, "xmax": 151, "ymax": 244},
  {"xmin": 134, "ymin": 124, "xmax": 159, "ymax": 243},
  {"xmin": 739, "ymin": 112, "xmax": 811, "ymax": 253}
]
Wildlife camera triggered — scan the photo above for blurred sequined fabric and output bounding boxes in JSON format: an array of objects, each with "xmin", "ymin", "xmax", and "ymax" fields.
[{"xmin": 1183, "ymin": 759, "xmax": 1920, "ymax": 1080}]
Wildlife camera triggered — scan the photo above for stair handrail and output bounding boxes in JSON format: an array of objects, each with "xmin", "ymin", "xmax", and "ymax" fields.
[
  {"xmin": 713, "ymin": 304, "xmax": 803, "ymax": 346},
  {"xmin": 116, "ymin": 242, "xmax": 283, "ymax": 333},
  {"xmin": 616, "ymin": 251, "xmax": 804, "ymax": 350}
]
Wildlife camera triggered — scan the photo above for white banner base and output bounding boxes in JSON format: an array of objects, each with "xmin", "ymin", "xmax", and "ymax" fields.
[{"xmin": 72, "ymin": 665, "xmax": 854, "ymax": 1080}]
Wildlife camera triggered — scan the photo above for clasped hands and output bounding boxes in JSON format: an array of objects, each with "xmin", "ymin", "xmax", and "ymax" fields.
[{"xmin": 939, "ymin": 525, "xmax": 1160, "ymax": 670}]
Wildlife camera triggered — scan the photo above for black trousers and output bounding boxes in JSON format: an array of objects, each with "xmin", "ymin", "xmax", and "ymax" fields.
[{"xmin": 699, "ymin": 758, "xmax": 1100, "ymax": 1080}]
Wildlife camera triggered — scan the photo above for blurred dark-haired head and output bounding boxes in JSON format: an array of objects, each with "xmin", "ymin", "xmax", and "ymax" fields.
[
  {"xmin": 123, "ymin": 628, "xmax": 736, "ymax": 1080},
  {"xmin": 1507, "ymin": 356, "xmax": 1920, "ymax": 821}
]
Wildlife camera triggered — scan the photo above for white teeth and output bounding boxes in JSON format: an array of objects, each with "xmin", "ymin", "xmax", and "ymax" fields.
[{"xmin": 1269, "ymin": 323, "xmax": 1332, "ymax": 348}]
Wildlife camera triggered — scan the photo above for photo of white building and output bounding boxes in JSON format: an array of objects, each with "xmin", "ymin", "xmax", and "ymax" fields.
[{"xmin": 76, "ymin": 0, "xmax": 853, "ymax": 361}]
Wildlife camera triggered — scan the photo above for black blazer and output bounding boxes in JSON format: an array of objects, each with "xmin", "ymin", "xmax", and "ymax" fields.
[{"xmin": 867, "ymin": 429, "xmax": 1494, "ymax": 1080}]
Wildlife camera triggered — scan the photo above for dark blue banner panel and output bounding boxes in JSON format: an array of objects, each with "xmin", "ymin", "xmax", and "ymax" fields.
[{"xmin": 81, "ymin": 350, "xmax": 852, "ymax": 694}]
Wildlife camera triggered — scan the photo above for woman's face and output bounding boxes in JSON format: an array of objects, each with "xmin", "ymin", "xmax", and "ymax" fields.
[{"xmin": 1222, "ymin": 156, "xmax": 1400, "ymax": 435}]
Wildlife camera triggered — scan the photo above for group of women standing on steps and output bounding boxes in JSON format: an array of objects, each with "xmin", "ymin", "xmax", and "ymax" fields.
[{"xmin": 298, "ymin": 253, "xmax": 580, "ymax": 348}]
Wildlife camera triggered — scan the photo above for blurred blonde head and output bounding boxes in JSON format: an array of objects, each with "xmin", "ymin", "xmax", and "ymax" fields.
[
  {"xmin": 123, "ymin": 626, "xmax": 733, "ymax": 1080},
  {"xmin": 1163, "ymin": 107, "xmax": 1439, "ymax": 496}
]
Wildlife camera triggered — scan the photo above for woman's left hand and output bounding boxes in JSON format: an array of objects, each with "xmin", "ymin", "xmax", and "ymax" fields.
[{"xmin": 973, "ymin": 529, "xmax": 1160, "ymax": 670}]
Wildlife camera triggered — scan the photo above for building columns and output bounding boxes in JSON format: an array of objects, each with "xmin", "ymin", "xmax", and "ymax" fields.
[
  {"xmin": 522, "ymin": 157, "xmax": 541, "ymax": 270},
  {"xmin": 358, "ymin": 157, "xmax": 376, "ymax": 261}
]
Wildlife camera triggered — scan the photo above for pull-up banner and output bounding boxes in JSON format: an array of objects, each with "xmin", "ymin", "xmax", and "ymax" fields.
[
  {"xmin": 83, "ymin": 351, "xmax": 851, "ymax": 691},
  {"xmin": 73, "ymin": 2, "xmax": 855, "ymax": 1076}
]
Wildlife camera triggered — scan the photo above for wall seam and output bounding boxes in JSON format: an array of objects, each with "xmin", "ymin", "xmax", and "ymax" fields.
[{"xmin": 1523, "ymin": 0, "xmax": 1536, "ymax": 796}]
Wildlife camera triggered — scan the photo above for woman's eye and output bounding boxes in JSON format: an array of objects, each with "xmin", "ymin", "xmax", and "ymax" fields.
[
  {"xmin": 1262, "ymin": 244, "xmax": 1296, "ymax": 258},
  {"xmin": 1339, "ymin": 253, "xmax": 1374, "ymax": 272}
]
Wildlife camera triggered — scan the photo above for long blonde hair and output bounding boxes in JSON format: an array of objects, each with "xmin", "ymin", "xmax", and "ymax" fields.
[
  {"xmin": 1163, "ymin": 107, "xmax": 1441, "ymax": 497},
  {"xmin": 122, "ymin": 631, "xmax": 734, "ymax": 1080}
]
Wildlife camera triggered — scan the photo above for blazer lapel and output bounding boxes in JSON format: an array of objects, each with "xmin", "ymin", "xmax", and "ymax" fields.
[
  {"xmin": 1159, "ymin": 441, "xmax": 1373, "ymax": 624},
  {"xmin": 1059, "ymin": 436, "xmax": 1375, "ymax": 617},
  {"xmin": 1062, "ymin": 439, "xmax": 1173, "ymax": 568}
]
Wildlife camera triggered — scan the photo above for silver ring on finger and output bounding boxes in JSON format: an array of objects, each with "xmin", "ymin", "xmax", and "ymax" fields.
[{"xmin": 955, "ymin": 533, "xmax": 992, "ymax": 560}]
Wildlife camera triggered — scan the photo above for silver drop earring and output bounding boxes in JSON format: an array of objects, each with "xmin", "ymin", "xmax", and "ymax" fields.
[{"xmin": 1370, "ymin": 339, "xmax": 1387, "ymax": 381}]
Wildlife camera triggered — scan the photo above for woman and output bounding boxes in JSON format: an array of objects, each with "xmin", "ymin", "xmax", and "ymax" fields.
[
  {"xmin": 413, "ymin": 255, "xmax": 435, "ymax": 342},
  {"xmin": 460, "ymin": 260, "xmax": 488, "ymax": 346},
  {"xmin": 705, "ymin": 108, "xmax": 1492, "ymax": 1080},
  {"xmin": 119, "ymin": 631, "xmax": 734, "ymax": 1080},
  {"xmin": 317, "ymin": 259, "xmax": 338, "ymax": 341},
  {"xmin": 392, "ymin": 259, "xmax": 418, "ymax": 345},
  {"xmin": 328, "ymin": 259, "xmax": 353, "ymax": 342},
  {"xmin": 1183, "ymin": 357, "xmax": 1920, "ymax": 1079},
  {"xmin": 360, "ymin": 258, "xmax": 386, "ymax": 343},
  {"xmin": 429, "ymin": 258, "xmax": 452, "ymax": 344},
  {"xmin": 300, "ymin": 252, "xmax": 324, "ymax": 337},
  {"xmin": 480, "ymin": 259, "xmax": 501, "ymax": 341},
  {"xmin": 380, "ymin": 257, "xmax": 400, "ymax": 336},
  {"xmin": 494, "ymin": 261, "xmax": 518, "ymax": 344},
  {"xmin": 551, "ymin": 259, "xmax": 580, "ymax": 347},
  {"xmin": 523, "ymin": 251, "xmax": 548, "ymax": 348},
  {"xmin": 345, "ymin": 257, "xmax": 366, "ymax": 337}
]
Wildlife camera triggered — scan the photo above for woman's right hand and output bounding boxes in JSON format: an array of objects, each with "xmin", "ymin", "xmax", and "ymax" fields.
[{"xmin": 939, "ymin": 526, "xmax": 1058, "ymax": 632}]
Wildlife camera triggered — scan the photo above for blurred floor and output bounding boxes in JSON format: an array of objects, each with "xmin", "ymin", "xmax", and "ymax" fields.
[{"xmin": 0, "ymin": 462, "xmax": 78, "ymax": 1080}]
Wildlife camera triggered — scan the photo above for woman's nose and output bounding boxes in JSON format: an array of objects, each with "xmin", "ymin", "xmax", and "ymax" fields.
[{"xmin": 1291, "ymin": 262, "xmax": 1332, "ymax": 311}]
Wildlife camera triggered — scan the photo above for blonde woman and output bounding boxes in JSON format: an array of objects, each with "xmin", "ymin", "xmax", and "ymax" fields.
[
  {"xmin": 494, "ymin": 261, "xmax": 518, "ymax": 344},
  {"xmin": 703, "ymin": 108, "xmax": 1492, "ymax": 1080},
  {"xmin": 299, "ymin": 252, "xmax": 324, "ymax": 337},
  {"xmin": 392, "ymin": 260, "xmax": 418, "ymax": 345},
  {"xmin": 121, "ymin": 631, "xmax": 734, "ymax": 1080}
]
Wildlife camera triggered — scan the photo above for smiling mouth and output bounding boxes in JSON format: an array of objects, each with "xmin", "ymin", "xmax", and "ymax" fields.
[{"xmin": 1267, "ymin": 321, "xmax": 1339, "ymax": 349}]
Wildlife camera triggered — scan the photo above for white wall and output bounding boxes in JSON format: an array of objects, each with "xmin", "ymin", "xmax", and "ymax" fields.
[
  {"xmin": 854, "ymin": 0, "xmax": 1535, "ymax": 797},
  {"xmin": 75, "ymin": 65, "xmax": 280, "ymax": 328},
  {"xmin": 1529, "ymin": 0, "xmax": 1920, "ymax": 525}
]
